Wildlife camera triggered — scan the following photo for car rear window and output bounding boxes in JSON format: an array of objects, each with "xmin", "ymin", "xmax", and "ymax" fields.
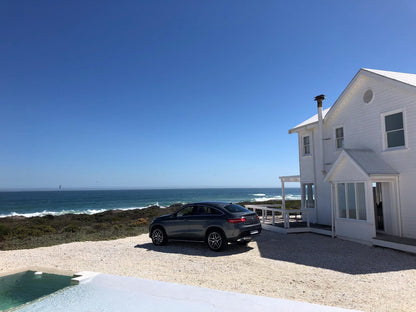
[{"xmin": 223, "ymin": 204, "xmax": 248, "ymax": 213}]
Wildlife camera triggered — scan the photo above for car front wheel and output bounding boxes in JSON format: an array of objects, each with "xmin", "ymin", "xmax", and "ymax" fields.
[
  {"xmin": 151, "ymin": 227, "xmax": 167, "ymax": 246},
  {"xmin": 207, "ymin": 230, "xmax": 226, "ymax": 251}
]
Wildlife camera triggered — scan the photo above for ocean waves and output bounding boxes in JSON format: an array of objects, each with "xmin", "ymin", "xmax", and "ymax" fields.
[
  {"xmin": 0, "ymin": 188, "xmax": 301, "ymax": 219},
  {"xmin": 0, "ymin": 203, "xmax": 163, "ymax": 219},
  {"xmin": 251, "ymin": 194, "xmax": 301, "ymax": 202}
]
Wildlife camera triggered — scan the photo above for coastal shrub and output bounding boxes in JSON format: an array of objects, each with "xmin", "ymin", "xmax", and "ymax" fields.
[
  {"xmin": 86, "ymin": 228, "xmax": 96, "ymax": 235},
  {"xmin": 0, "ymin": 224, "xmax": 11, "ymax": 240},
  {"xmin": 0, "ymin": 204, "xmax": 204, "ymax": 250},
  {"xmin": 37, "ymin": 225, "xmax": 56, "ymax": 234},
  {"xmin": 129, "ymin": 218, "xmax": 148, "ymax": 227},
  {"xmin": 113, "ymin": 224, "xmax": 122, "ymax": 231},
  {"xmin": 63, "ymin": 224, "xmax": 81, "ymax": 233},
  {"xmin": 93, "ymin": 223, "xmax": 112, "ymax": 231},
  {"xmin": 12, "ymin": 225, "xmax": 56, "ymax": 239},
  {"xmin": 13, "ymin": 227, "xmax": 33, "ymax": 239}
]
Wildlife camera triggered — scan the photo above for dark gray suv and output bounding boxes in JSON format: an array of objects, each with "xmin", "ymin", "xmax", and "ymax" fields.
[{"xmin": 149, "ymin": 202, "xmax": 262, "ymax": 251}]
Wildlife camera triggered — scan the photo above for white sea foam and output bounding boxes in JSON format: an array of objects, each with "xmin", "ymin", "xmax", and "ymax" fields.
[
  {"xmin": 251, "ymin": 193, "xmax": 266, "ymax": 196},
  {"xmin": 252, "ymin": 194, "xmax": 301, "ymax": 202},
  {"xmin": 0, "ymin": 203, "xmax": 164, "ymax": 219}
]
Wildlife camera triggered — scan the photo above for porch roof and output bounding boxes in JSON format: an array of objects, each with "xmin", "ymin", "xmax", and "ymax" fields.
[
  {"xmin": 324, "ymin": 149, "xmax": 398, "ymax": 182},
  {"xmin": 278, "ymin": 175, "xmax": 300, "ymax": 183}
]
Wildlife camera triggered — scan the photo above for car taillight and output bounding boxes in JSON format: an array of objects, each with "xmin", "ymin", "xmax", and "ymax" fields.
[
  {"xmin": 256, "ymin": 216, "xmax": 260, "ymax": 220},
  {"xmin": 227, "ymin": 217, "xmax": 246, "ymax": 224}
]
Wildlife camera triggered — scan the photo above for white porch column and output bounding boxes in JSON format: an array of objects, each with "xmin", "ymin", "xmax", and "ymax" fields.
[
  {"xmin": 395, "ymin": 176, "xmax": 403, "ymax": 237},
  {"xmin": 279, "ymin": 175, "xmax": 301, "ymax": 229},
  {"xmin": 280, "ymin": 178, "xmax": 288, "ymax": 228}
]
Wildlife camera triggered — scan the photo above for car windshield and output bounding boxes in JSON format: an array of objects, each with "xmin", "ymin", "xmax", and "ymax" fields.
[{"xmin": 223, "ymin": 204, "xmax": 248, "ymax": 213}]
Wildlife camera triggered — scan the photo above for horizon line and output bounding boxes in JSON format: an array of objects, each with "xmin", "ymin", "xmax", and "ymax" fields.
[{"xmin": 0, "ymin": 186, "xmax": 301, "ymax": 192}]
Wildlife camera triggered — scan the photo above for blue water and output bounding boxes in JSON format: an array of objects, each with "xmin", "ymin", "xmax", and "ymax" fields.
[
  {"xmin": 0, "ymin": 188, "xmax": 300, "ymax": 218},
  {"xmin": 0, "ymin": 270, "xmax": 73, "ymax": 311}
]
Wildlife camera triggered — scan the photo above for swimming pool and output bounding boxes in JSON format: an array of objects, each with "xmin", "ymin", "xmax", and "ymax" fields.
[{"xmin": 0, "ymin": 270, "xmax": 74, "ymax": 311}]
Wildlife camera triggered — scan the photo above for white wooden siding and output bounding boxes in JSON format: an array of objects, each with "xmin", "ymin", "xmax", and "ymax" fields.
[
  {"xmin": 323, "ymin": 74, "xmax": 416, "ymax": 238},
  {"xmin": 296, "ymin": 71, "xmax": 416, "ymax": 237}
]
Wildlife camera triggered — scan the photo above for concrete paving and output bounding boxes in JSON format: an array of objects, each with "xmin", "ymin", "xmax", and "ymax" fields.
[{"xmin": 16, "ymin": 272, "xmax": 361, "ymax": 312}]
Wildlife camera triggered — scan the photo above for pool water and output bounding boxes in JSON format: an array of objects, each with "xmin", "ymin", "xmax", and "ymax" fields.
[{"xmin": 0, "ymin": 271, "xmax": 74, "ymax": 311}]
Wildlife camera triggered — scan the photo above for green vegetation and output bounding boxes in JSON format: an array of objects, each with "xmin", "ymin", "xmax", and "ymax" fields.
[
  {"xmin": 0, "ymin": 204, "xmax": 180, "ymax": 250},
  {"xmin": 0, "ymin": 200, "xmax": 300, "ymax": 250}
]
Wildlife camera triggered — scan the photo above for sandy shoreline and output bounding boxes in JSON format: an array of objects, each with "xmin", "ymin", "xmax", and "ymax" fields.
[{"xmin": 1, "ymin": 230, "xmax": 415, "ymax": 311}]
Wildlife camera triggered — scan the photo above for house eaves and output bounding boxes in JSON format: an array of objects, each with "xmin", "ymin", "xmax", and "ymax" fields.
[{"xmin": 288, "ymin": 108, "xmax": 330, "ymax": 134}]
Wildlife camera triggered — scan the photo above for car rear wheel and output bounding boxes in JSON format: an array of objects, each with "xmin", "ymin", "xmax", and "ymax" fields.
[
  {"xmin": 151, "ymin": 227, "xmax": 167, "ymax": 246},
  {"xmin": 207, "ymin": 230, "xmax": 226, "ymax": 251}
]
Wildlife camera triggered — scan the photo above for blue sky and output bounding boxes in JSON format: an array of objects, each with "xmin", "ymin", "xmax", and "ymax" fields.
[{"xmin": 1, "ymin": 1, "xmax": 416, "ymax": 189}]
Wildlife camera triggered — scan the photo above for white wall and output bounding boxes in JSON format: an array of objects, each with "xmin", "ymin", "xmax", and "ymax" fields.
[
  {"xmin": 335, "ymin": 219, "xmax": 374, "ymax": 243},
  {"xmin": 298, "ymin": 130, "xmax": 315, "ymax": 182},
  {"xmin": 298, "ymin": 127, "xmax": 332, "ymax": 225},
  {"xmin": 296, "ymin": 71, "xmax": 416, "ymax": 237},
  {"xmin": 322, "ymin": 73, "xmax": 416, "ymax": 238}
]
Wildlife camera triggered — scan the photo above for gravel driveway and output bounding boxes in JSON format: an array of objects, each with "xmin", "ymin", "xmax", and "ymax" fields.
[{"xmin": 1, "ymin": 230, "xmax": 415, "ymax": 311}]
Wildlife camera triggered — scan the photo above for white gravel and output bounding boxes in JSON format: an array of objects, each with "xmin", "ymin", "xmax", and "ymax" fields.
[{"xmin": 1, "ymin": 230, "xmax": 415, "ymax": 312}]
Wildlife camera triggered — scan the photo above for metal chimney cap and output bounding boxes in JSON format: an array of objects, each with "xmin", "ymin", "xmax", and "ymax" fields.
[{"xmin": 314, "ymin": 94, "xmax": 325, "ymax": 101}]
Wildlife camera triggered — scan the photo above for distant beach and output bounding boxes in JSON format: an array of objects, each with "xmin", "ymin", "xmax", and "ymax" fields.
[{"xmin": 0, "ymin": 188, "xmax": 300, "ymax": 218}]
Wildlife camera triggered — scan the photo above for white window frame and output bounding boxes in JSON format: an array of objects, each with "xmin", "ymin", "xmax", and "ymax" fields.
[
  {"xmin": 336, "ymin": 182, "xmax": 367, "ymax": 221},
  {"xmin": 301, "ymin": 183, "xmax": 315, "ymax": 209},
  {"xmin": 335, "ymin": 126, "xmax": 344, "ymax": 150},
  {"xmin": 302, "ymin": 135, "xmax": 311, "ymax": 156},
  {"xmin": 381, "ymin": 109, "xmax": 407, "ymax": 151}
]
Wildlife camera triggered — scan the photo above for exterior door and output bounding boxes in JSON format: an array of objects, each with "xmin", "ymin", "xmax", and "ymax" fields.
[{"xmin": 373, "ymin": 183, "xmax": 384, "ymax": 232}]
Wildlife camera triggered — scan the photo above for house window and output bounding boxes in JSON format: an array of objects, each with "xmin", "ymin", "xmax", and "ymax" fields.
[
  {"xmin": 337, "ymin": 183, "xmax": 346, "ymax": 218},
  {"xmin": 335, "ymin": 127, "xmax": 344, "ymax": 149},
  {"xmin": 302, "ymin": 183, "xmax": 315, "ymax": 208},
  {"xmin": 356, "ymin": 183, "xmax": 367, "ymax": 220},
  {"xmin": 337, "ymin": 182, "xmax": 366, "ymax": 221},
  {"xmin": 385, "ymin": 112, "xmax": 405, "ymax": 148},
  {"xmin": 303, "ymin": 136, "xmax": 310, "ymax": 155}
]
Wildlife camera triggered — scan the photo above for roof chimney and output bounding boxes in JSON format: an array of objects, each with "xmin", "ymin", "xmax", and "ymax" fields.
[
  {"xmin": 314, "ymin": 94, "xmax": 325, "ymax": 108},
  {"xmin": 314, "ymin": 94, "xmax": 325, "ymax": 176}
]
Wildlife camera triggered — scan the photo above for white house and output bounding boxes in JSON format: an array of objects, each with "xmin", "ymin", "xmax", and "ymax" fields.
[{"xmin": 289, "ymin": 68, "xmax": 416, "ymax": 250}]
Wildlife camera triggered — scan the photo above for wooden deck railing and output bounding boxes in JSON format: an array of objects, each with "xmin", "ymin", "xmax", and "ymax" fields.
[{"xmin": 245, "ymin": 205, "xmax": 311, "ymax": 229}]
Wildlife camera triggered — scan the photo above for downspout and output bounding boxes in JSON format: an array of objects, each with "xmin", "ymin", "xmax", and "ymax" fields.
[{"xmin": 331, "ymin": 182, "xmax": 335, "ymax": 238}]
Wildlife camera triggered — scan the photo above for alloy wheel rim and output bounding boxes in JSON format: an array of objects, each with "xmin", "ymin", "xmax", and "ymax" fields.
[
  {"xmin": 208, "ymin": 232, "xmax": 222, "ymax": 250},
  {"xmin": 152, "ymin": 229, "xmax": 163, "ymax": 244}
]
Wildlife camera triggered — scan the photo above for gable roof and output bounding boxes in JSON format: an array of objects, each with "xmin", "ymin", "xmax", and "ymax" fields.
[
  {"xmin": 289, "ymin": 68, "xmax": 416, "ymax": 134},
  {"xmin": 343, "ymin": 149, "xmax": 398, "ymax": 175},
  {"xmin": 363, "ymin": 68, "xmax": 416, "ymax": 88},
  {"xmin": 324, "ymin": 149, "xmax": 398, "ymax": 182}
]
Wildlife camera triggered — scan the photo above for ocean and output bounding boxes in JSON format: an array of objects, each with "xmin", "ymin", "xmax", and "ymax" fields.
[{"xmin": 0, "ymin": 188, "xmax": 301, "ymax": 218}]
